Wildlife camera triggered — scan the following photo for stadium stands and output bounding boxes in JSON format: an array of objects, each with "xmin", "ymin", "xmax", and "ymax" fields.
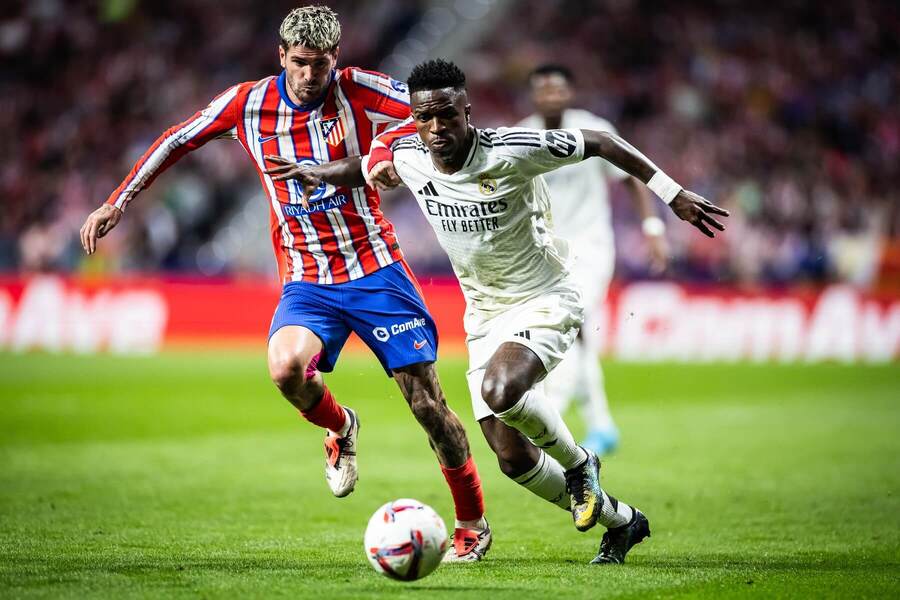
[{"xmin": 3, "ymin": 1, "xmax": 897, "ymax": 290}]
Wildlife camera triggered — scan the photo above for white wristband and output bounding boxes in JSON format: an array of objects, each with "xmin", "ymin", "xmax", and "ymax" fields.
[
  {"xmin": 647, "ymin": 171, "xmax": 682, "ymax": 204},
  {"xmin": 642, "ymin": 216, "xmax": 666, "ymax": 237}
]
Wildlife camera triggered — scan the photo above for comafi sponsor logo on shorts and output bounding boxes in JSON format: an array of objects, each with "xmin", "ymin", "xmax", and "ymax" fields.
[{"xmin": 371, "ymin": 317, "xmax": 427, "ymax": 342}]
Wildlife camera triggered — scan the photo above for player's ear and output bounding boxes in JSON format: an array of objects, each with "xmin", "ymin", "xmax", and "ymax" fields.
[
  {"xmin": 279, "ymin": 45, "xmax": 286, "ymax": 68},
  {"xmin": 330, "ymin": 46, "xmax": 340, "ymax": 66},
  {"xmin": 465, "ymin": 104, "xmax": 471, "ymax": 122}
]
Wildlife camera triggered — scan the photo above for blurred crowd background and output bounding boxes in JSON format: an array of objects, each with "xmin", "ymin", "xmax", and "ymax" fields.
[{"xmin": 3, "ymin": 0, "xmax": 898, "ymax": 290}]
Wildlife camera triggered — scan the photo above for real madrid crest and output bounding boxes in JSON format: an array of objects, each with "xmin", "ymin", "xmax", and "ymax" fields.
[{"xmin": 478, "ymin": 174, "xmax": 498, "ymax": 196}]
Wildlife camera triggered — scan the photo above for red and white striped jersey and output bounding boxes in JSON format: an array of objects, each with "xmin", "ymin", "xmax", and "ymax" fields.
[{"xmin": 106, "ymin": 68, "xmax": 412, "ymax": 284}]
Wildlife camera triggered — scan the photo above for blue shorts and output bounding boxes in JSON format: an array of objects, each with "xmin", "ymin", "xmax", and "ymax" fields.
[{"xmin": 268, "ymin": 262, "xmax": 438, "ymax": 376}]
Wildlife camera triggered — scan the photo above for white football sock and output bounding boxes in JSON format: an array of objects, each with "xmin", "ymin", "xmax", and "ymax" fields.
[
  {"xmin": 455, "ymin": 516, "xmax": 488, "ymax": 530},
  {"xmin": 495, "ymin": 389, "xmax": 587, "ymax": 470},
  {"xmin": 511, "ymin": 451, "xmax": 570, "ymax": 510},
  {"xmin": 598, "ymin": 491, "xmax": 634, "ymax": 529}
]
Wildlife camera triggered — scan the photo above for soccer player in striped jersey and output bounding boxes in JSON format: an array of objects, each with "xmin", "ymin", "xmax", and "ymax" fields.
[
  {"xmin": 268, "ymin": 59, "xmax": 728, "ymax": 564},
  {"xmin": 79, "ymin": 7, "xmax": 490, "ymax": 562}
]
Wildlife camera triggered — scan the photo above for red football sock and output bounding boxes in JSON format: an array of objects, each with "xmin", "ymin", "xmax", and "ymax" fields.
[
  {"xmin": 441, "ymin": 455, "xmax": 485, "ymax": 523},
  {"xmin": 299, "ymin": 386, "xmax": 347, "ymax": 434}
]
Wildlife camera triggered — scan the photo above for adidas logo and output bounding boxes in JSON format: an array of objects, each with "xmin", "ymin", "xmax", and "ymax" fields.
[
  {"xmin": 418, "ymin": 181, "xmax": 439, "ymax": 196},
  {"xmin": 513, "ymin": 330, "xmax": 531, "ymax": 340}
]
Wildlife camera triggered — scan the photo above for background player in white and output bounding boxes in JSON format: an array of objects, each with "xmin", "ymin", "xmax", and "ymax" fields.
[
  {"xmin": 267, "ymin": 59, "xmax": 728, "ymax": 563},
  {"xmin": 518, "ymin": 65, "xmax": 670, "ymax": 455}
]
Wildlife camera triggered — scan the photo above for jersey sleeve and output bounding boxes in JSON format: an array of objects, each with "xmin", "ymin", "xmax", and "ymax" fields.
[
  {"xmin": 361, "ymin": 118, "xmax": 417, "ymax": 178},
  {"xmin": 373, "ymin": 118, "xmax": 417, "ymax": 150},
  {"xmin": 493, "ymin": 127, "xmax": 585, "ymax": 178},
  {"xmin": 346, "ymin": 68, "xmax": 411, "ymax": 125},
  {"xmin": 105, "ymin": 84, "xmax": 242, "ymax": 210}
]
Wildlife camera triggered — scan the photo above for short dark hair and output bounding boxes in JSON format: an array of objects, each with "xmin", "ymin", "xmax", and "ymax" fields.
[
  {"xmin": 407, "ymin": 59, "xmax": 466, "ymax": 93},
  {"xmin": 529, "ymin": 64, "xmax": 575, "ymax": 84}
]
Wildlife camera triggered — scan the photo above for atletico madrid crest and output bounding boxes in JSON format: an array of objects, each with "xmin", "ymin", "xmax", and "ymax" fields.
[{"xmin": 320, "ymin": 116, "xmax": 346, "ymax": 146}]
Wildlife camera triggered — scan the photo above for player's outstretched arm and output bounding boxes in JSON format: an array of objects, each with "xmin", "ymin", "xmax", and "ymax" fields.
[
  {"xmin": 80, "ymin": 204, "xmax": 123, "ymax": 255},
  {"xmin": 264, "ymin": 155, "xmax": 367, "ymax": 208},
  {"xmin": 82, "ymin": 86, "xmax": 242, "ymax": 255},
  {"xmin": 582, "ymin": 130, "xmax": 729, "ymax": 238}
]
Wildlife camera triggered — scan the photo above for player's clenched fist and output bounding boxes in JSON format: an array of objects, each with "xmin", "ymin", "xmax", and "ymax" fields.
[
  {"xmin": 668, "ymin": 190, "xmax": 729, "ymax": 238},
  {"xmin": 366, "ymin": 160, "xmax": 402, "ymax": 191},
  {"xmin": 80, "ymin": 204, "xmax": 123, "ymax": 255}
]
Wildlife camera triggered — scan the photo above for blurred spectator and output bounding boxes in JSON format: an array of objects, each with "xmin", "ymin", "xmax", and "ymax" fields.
[
  {"xmin": 1, "ymin": 0, "xmax": 422, "ymax": 277},
  {"xmin": 2, "ymin": 0, "xmax": 897, "ymax": 289}
]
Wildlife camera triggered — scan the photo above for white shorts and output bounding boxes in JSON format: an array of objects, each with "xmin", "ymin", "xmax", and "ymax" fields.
[{"xmin": 465, "ymin": 283, "xmax": 584, "ymax": 421}]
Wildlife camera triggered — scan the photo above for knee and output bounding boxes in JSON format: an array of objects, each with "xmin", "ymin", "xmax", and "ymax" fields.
[
  {"xmin": 481, "ymin": 374, "xmax": 526, "ymax": 414},
  {"xmin": 268, "ymin": 352, "xmax": 315, "ymax": 391},
  {"xmin": 268, "ymin": 354, "xmax": 300, "ymax": 390}
]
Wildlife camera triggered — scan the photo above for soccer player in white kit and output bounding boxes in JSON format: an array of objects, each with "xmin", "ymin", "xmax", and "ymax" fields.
[
  {"xmin": 517, "ymin": 65, "xmax": 670, "ymax": 455},
  {"xmin": 267, "ymin": 59, "xmax": 728, "ymax": 564}
]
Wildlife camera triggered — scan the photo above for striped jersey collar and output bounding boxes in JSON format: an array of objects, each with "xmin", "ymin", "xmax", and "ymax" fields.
[{"xmin": 276, "ymin": 69, "xmax": 336, "ymax": 112}]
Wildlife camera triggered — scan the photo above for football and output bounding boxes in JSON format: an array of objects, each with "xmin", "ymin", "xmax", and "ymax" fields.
[{"xmin": 363, "ymin": 498, "xmax": 449, "ymax": 581}]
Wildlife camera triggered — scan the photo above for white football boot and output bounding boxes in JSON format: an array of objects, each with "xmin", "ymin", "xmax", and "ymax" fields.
[
  {"xmin": 323, "ymin": 408, "xmax": 359, "ymax": 497},
  {"xmin": 442, "ymin": 518, "xmax": 492, "ymax": 562}
]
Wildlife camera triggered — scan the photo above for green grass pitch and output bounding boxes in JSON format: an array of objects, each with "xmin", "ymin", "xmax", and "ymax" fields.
[{"xmin": 1, "ymin": 351, "xmax": 898, "ymax": 598}]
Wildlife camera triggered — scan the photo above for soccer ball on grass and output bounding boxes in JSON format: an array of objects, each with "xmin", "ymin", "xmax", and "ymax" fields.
[{"xmin": 363, "ymin": 498, "xmax": 448, "ymax": 581}]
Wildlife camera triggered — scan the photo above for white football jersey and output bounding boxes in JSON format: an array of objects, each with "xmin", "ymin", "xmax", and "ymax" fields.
[
  {"xmin": 370, "ymin": 125, "xmax": 586, "ymax": 315},
  {"xmin": 517, "ymin": 109, "xmax": 627, "ymax": 257}
]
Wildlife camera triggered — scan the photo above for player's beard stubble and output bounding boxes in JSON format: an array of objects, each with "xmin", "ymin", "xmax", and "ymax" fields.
[{"xmin": 288, "ymin": 74, "xmax": 324, "ymax": 104}]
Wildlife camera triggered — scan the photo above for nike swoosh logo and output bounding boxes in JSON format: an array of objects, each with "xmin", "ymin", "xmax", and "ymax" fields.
[
  {"xmin": 413, "ymin": 340, "xmax": 427, "ymax": 350},
  {"xmin": 257, "ymin": 134, "xmax": 279, "ymax": 143}
]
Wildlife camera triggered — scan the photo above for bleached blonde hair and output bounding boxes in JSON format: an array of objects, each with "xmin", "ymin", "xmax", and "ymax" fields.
[{"xmin": 279, "ymin": 5, "xmax": 341, "ymax": 51}]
